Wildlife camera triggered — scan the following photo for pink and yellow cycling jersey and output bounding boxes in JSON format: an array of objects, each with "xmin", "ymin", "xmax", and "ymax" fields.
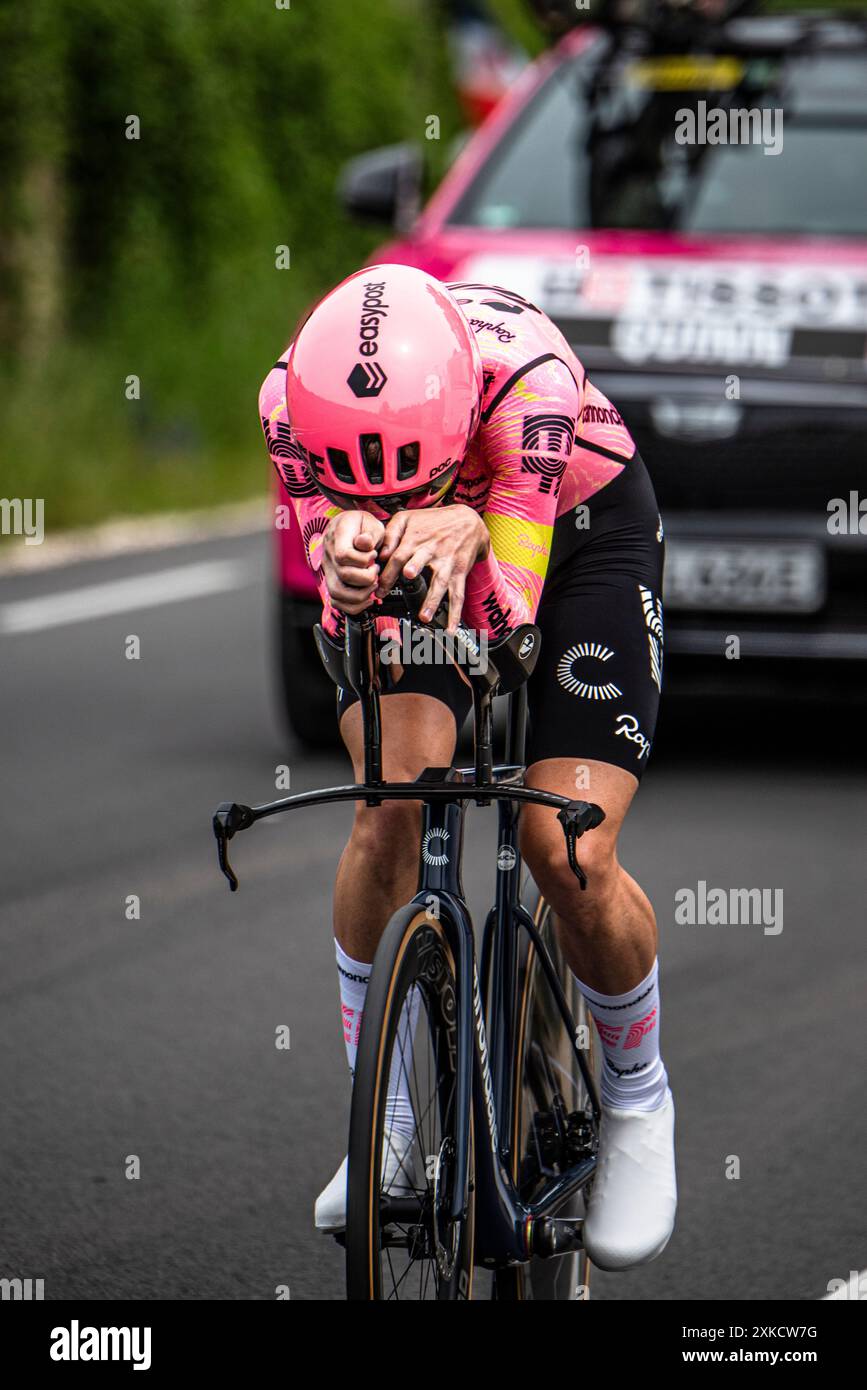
[{"xmin": 259, "ymin": 281, "xmax": 636, "ymax": 640}]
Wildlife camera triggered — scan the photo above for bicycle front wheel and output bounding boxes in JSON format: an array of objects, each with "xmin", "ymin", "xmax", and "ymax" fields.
[
  {"xmin": 346, "ymin": 905, "xmax": 475, "ymax": 1300},
  {"xmin": 495, "ymin": 893, "xmax": 600, "ymax": 1301}
]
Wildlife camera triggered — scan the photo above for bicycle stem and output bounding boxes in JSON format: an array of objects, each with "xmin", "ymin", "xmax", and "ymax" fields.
[{"xmin": 343, "ymin": 576, "xmax": 501, "ymax": 792}]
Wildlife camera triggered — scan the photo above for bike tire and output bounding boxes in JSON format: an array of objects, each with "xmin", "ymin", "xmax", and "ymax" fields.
[
  {"xmin": 346, "ymin": 905, "xmax": 475, "ymax": 1300},
  {"xmin": 494, "ymin": 893, "xmax": 600, "ymax": 1301}
]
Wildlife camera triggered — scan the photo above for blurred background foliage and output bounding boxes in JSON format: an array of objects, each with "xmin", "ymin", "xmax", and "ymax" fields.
[{"xmin": 0, "ymin": 0, "xmax": 458, "ymax": 527}]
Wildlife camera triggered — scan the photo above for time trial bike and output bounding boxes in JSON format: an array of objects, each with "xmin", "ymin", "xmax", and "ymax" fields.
[{"xmin": 213, "ymin": 574, "xmax": 605, "ymax": 1299}]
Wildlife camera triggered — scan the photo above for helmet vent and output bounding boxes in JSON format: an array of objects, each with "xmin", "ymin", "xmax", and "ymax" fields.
[
  {"xmin": 327, "ymin": 448, "xmax": 354, "ymax": 484},
  {"xmin": 359, "ymin": 434, "xmax": 384, "ymax": 485},
  {"xmin": 397, "ymin": 442, "xmax": 420, "ymax": 481}
]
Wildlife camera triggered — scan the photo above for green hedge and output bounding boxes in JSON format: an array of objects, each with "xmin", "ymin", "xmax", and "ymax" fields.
[{"xmin": 0, "ymin": 0, "xmax": 458, "ymax": 529}]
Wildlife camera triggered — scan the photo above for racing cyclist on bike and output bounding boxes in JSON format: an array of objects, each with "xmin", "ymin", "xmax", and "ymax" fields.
[{"xmin": 259, "ymin": 264, "xmax": 677, "ymax": 1271}]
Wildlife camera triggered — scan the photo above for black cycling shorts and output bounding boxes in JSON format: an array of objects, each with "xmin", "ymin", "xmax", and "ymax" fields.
[{"xmin": 336, "ymin": 453, "xmax": 665, "ymax": 780}]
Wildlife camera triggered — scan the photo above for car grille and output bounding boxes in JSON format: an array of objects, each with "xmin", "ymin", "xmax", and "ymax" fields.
[{"xmin": 619, "ymin": 404, "xmax": 867, "ymax": 641}]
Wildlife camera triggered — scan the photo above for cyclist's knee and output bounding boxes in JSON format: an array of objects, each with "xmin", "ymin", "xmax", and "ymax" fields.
[
  {"xmin": 521, "ymin": 824, "xmax": 618, "ymax": 920},
  {"xmin": 350, "ymin": 798, "xmax": 422, "ymax": 875}
]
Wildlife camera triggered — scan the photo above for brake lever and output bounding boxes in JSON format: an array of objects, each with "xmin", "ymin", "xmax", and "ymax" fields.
[
  {"xmin": 213, "ymin": 801, "xmax": 254, "ymax": 892},
  {"xmin": 557, "ymin": 802, "xmax": 606, "ymax": 891},
  {"xmin": 562, "ymin": 825, "xmax": 587, "ymax": 890}
]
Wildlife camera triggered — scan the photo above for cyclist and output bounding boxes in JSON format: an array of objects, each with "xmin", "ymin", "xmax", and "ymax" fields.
[{"xmin": 259, "ymin": 264, "xmax": 676, "ymax": 1271}]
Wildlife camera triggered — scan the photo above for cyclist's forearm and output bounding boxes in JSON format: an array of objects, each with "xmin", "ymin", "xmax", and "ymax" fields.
[{"xmin": 463, "ymin": 544, "xmax": 544, "ymax": 637}]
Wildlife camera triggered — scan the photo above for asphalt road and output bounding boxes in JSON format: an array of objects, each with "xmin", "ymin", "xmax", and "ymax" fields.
[{"xmin": 1, "ymin": 528, "xmax": 865, "ymax": 1301}]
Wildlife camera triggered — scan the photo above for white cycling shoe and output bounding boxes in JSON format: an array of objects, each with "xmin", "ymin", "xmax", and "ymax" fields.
[
  {"xmin": 314, "ymin": 1131, "xmax": 418, "ymax": 1234},
  {"xmin": 582, "ymin": 1089, "xmax": 677, "ymax": 1271}
]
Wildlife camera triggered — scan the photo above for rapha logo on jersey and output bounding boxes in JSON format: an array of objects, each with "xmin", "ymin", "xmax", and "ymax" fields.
[
  {"xmin": 347, "ymin": 361, "xmax": 387, "ymax": 398},
  {"xmin": 556, "ymin": 642, "xmax": 623, "ymax": 700},
  {"xmin": 518, "ymin": 632, "xmax": 535, "ymax": 659},
  {"xmin": 422, "ymin": 828, "xmax": 450, "ymax": 867},
  {"xmin": 638, "ymin": 584, "xmax": 664, "ymax": 692},
  {"xmin": 467, "ymin": 316, "xmax": 516, "ymax": 344},
  {"xmin": 614, "ymin": 712, "xmax": 651, "ymax": 760}
]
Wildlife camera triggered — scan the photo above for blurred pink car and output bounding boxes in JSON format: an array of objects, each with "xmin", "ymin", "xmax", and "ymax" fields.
[{"xmin": 275, "ymin": 15, "xmax": 867, "ymax": 742}]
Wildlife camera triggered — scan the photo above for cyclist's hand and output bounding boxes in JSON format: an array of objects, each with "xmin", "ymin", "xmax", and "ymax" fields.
[
  {"xmin": 376, "ymin": 504, "xmax": 490, "ymax": 632},
  {"xmin": 322, "ymin": 510, "xmax": 385, "ymax": 615}
]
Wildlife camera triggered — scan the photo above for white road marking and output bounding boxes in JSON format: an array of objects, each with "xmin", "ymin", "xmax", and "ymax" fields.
[
  {"xmin": 0, "ymin": 560, "xmax": 256, "ymax": 634},
  {"xmin": 822, "ymin": 1268, "xmax": 867, "ymax": 1300},
  {"xmin": 0, "ymin": 497, "xmax": 268, "ymax": 575}
]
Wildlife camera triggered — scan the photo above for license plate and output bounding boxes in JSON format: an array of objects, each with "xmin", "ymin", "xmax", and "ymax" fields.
[{"xmin": 663, "ymin": 541, "xmax": 825, "ymax": 613}]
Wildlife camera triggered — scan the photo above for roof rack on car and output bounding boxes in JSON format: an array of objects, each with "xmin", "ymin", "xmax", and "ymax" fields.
[
  {"xmin": 526, "ymin": 0, "xmax": 758, "ymax": 44},
  {"xmin": 526, "ymin": 0, "xmax": 867, "ymax": 52}
]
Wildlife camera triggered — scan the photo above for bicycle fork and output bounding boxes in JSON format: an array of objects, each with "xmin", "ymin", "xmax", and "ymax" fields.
[{"xmin": 414, "ymin": 794, "xmax": 594, "ymax": 1270}]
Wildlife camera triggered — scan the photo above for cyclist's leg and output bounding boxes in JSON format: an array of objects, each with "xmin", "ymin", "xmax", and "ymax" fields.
[
  {"xmin": 315, "ymin": 661, "xmax": 471, "ymax": 1231},
  {"xmin": 522, "ymin": 757, "xmax": 653, "ymax": 993},
  {"xmin": 517, "ymin": 456, "xmax": 676, "ymax": 1269},
  {"xmin": 521, "ymin": 753, "xmax": 671, "ymax": 1119},
  {"xmin": 520, "ymin": 758, "xmax": 676, "ymax": 1272},
  {"xmin": 335, "ymin": 661, "xmax": 470, "ymax": 1065},
  {"xmin": 336, "ymin": 666, "xmax": 470, "ymax": 964},
  {"xmin": 519, "ymin": 455, "xmax": 664, "ymax": 999}
]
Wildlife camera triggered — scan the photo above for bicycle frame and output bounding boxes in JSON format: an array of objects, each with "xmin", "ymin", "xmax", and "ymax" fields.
[
  {"xmin": 212, "ymin": 585, "xmax": 605, "ymax": 1270},
  {"xmin": 386, "ymin": 696, "xmax": 602, "ymax": 1269}
]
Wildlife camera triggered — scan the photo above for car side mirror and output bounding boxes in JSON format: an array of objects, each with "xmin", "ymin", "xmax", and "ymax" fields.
[{"xmin": 337, "ymin": 143, "xmax": 423, "ymax": 232}]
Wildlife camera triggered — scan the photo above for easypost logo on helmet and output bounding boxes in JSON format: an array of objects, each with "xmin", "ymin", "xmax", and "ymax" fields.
[
  {"xmin": 347, "ymin": 280, "xmax": 390, "ymax": 397},
  {"xmin": 347, "ymin": 362, "xmax": 387, "ymax": 397}
]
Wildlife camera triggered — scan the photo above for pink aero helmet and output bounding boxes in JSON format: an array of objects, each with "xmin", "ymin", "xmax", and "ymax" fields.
[{"xmin": 284, "ymin": 264, "xmax": 484, "ymax": 515}]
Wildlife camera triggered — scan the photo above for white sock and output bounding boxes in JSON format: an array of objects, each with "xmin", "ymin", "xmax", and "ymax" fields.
[
  {"xmin": 383, "ymin": 984, "xmax": 422, "ymax": 1144},
  {"xmin": 334, "ymin": 939, "xmax": 419, "ymax": 1141},
  {"xmin": 573, "ymin": 958, "xmax": 669, "ymax": 1112}
]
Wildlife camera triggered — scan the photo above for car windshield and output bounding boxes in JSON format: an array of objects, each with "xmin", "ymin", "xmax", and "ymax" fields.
[{"xmin": 447, "ymin": 37, "xmax": 867, "ymax": 238}]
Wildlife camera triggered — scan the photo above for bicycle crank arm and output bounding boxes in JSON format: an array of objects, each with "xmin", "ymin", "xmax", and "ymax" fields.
[{"xmin": 530, "ymin": 1216, "xmax": 586, "ymax": 1259}]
